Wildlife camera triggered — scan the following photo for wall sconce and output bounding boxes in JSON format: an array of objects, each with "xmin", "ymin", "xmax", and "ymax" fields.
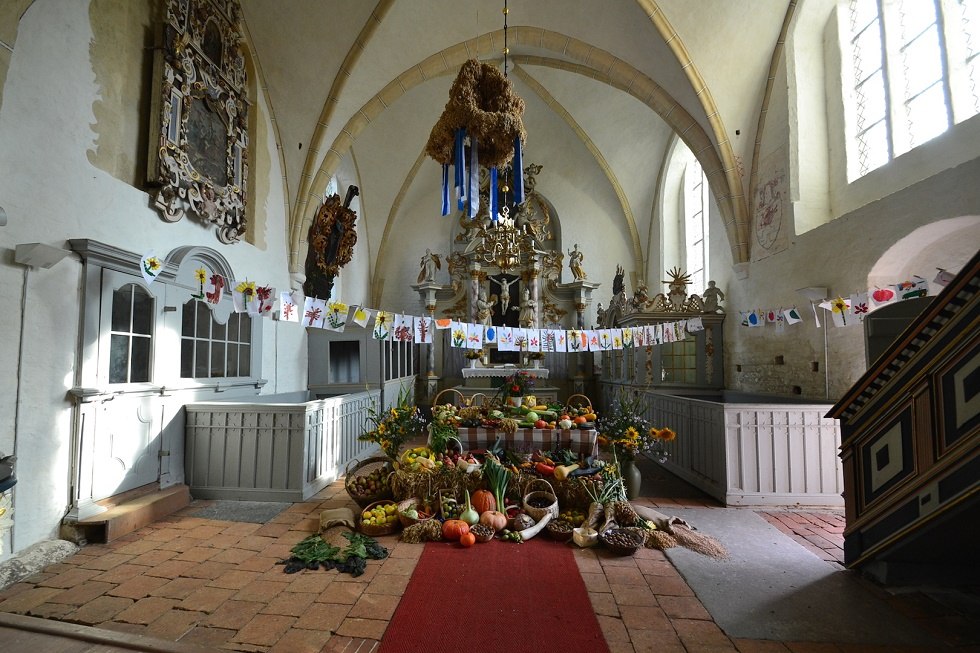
[{"xmin": 15, "ymin": 243, "xmax": 71, "ymax": 269}]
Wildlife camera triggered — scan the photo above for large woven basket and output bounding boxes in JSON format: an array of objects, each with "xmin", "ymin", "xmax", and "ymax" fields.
[
  {"xmin": 344, "ymin": 455, "xmax": 394, "ymax": 508},
  {"xmin": 357, "ymin": 500, "xmax": 400, "ymax": 536},
  {"xmin": 523, "ymin": 478, "xmax": 559, "ymax": 521}
]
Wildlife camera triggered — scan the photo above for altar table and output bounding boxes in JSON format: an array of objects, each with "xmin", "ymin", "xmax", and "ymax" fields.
[{"xmin": 456, "ymin": 427, "xmax": 597, "ymax": 456}]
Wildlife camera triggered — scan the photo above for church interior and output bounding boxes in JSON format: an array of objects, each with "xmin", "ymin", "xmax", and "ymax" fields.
[{"xmin": 0, "ymin": 1, "xmax": 978, "ymax": 651}]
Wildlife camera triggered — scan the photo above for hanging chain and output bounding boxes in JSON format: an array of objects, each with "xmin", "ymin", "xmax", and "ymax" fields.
[{"xmin": 503, "ymin": 0, "xmax": 509, "ymax": 78}]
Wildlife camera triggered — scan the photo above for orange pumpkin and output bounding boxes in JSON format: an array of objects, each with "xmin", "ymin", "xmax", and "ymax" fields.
[
  {"xmin": 573, "ymin": 416, "xmax": 587, "ymax": 425},
  {"xmin": 442, "ymin": 519, "xmax": 470, "ymax": 541},
  {"xmin": 459, "ymin": 532, "xmax": 476, "ymax": 547},
  {"xmin": 471, "ymin": 489, "xmax": 496, "ymax": 514}
]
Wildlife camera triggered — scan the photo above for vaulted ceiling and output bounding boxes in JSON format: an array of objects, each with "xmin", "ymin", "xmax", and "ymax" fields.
[{"xmin": 239, "ymin": 0, "xmax": 794, "ymax": 300}]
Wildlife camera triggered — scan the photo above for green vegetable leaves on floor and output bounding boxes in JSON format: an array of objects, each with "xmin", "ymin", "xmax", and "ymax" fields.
[{"xmin": 279, "ymin": 531, "xmax": 389, "ymax": 576}]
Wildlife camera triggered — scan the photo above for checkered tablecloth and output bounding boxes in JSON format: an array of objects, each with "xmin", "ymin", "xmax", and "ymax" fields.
[{"xmin": 456, "ymin": 428, "xmax": 597, "ymax": 456}]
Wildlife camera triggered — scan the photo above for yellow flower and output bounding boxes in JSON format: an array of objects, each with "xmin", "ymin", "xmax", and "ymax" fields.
[
  {"xmin": 329, "ymin": 301, "xmax": 348, "ymax": 313},
  {"xmin": 194, "ymin": 267, "xmax": 207, "ymax": 284},
  {"xmin": 625, "ymin": 427, "xmax": 639, "ymax": 441},
  {"xmin": 236, "ymin": 280, "xmax": 256, "ymax": 296},
  {"xmin": 146, "ymin": 257, "xmax": 161, "ymax": 271},
  {"xmin": 656, "ymin": 427, "xmax": 677, "ymax": 442}
]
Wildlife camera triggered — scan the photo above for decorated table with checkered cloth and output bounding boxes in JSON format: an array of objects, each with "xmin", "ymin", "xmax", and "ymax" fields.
[{"xmin": 456, "ymin": 427, "xmax": 598, "ymax": 456}]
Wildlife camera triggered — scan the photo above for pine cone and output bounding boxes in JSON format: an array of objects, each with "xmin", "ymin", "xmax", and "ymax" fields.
[{"xmin": 614, "ymin": 501, "xmax": 639, "ymax": 526}]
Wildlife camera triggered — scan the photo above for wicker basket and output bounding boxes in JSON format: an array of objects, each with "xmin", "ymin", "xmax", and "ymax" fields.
[
  {"xmin": 599, "ymin": 528, "xmax": 644, "ymax": 556},
  {"xmin": 546, "ymin": 519, "xmax": 574, "ymax": 542},
  {"xmin": 523, "ymin": 478, "xmax": 559, "ymax": 521},
  {"xmin": 432, "ymin": 387, "xmax": 466, "ymax": 407},
  {"xmin": 396, "ymin": 498, "xmax": 435, "ymax": 528},
  {"xmin": 357, "ymin": 500, "xmax": 401, "ymax": 536},
  {"xmin": 344, "ymin": 455, "xmax": 394, "ymax": 508},
  {"xmin": 565, "ymin": 393, "xmax": 594, "ymax": 414}
]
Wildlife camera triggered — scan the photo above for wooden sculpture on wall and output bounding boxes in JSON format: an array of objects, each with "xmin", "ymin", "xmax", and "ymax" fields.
[{"xmin": 303, "ymin": 186, "xmax": 360, "ymax": 299}]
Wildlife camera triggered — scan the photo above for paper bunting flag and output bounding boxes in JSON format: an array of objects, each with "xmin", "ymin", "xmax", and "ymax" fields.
[
  {"xmin": 766, "ymin": 309, "xmax": 779, "ymax": 323},
  {"xmin": 484, "ymin": 325, "xmax": 498, "ymax": 344},
  {"xmin": 526, "ymin": 329, "xmax": 541, "ymax": 352},
  {"xmin": 352, "ymin": 306, "xmax": 371, "ymax": 328},
  {"xmin": 747, "ymin": 311, "xmax": 763, "ymax": 328},
  {"xmin": 497, "ymin": 326, "xmax": 514, "ymax": 351},
  {"xmin": 621, "ymin": 327, "xmax": 633, "ymax": 348},
  {"xmin": 191, "ymin": 267, "xmax": 208, "ymax": 300},
  {"xmin": 675, "ymin": 321, "xmax": 688, "ymax": 339},
  {"xmin": 434, "ymin": 318, "xmax": 452, "ymax": 329},
  {"xmin": 869, "ymin": 286, "xmax": 898, "ymax": 309},
  {"xmin": 140, "ymin": 251, "xmax": 163, "ymax": 285},
  {"xmin": 587, "ymin": 330, "xmax": 601, "ymax": 352},
  {"xmin": 203, "ymin": 273, "xmax": 224, "ymax": 305},
  {"xmin": 393, "ymin": 314, "xmax": 414, "ymax": 342},
  {"xmin": 897, "ymin": 276, "xmax": 929, "ymax": 300},
  {"xmin": 664, "ymin": 323, "xmax": 676, "ymax": 342},
  {"xmin": 540, "ymin": 329, "xmax": 556, "ymax": 353},
  {"xmin": 256, "ymin": 285, "xmax": 275, "ymax": 316},
  {"xmin": 324, "ymin": 301, "xmax": 348, "ymax": 331},
  {"xmin": 414, "ymin": 316, "xmax": 433, "ymax": 344},
  {"xmin": 554, "ymin": 330, "xmax": 567, "ymax": 353},
  {"xmin": 567, "ymin": 330, "xmax": 582, "ymax": 352},
  {"xmin": 934, "ymin": 268, "xmax": 956, "ymax": 286},
  {"xmin": 611, "ymin": 329, "xmax": 623, "ymax": 350},
  {"xmin": 828, "ymin": 297, "xmax": 851, "ymax": 327},
  {"xmin": 850, "ymin": 292, "xmax": 870, "ymax": 321},
  {"xmin": 513, "ymin": 329, "xmax": 528, "ymax": 352},
  {"xmin": 466, "ymin": 322, "xmax": 483, "ymax": 349},
  {"xmin": 783, "ymin": 306, "xmax": 803, "ymax": 324},
  {"xmin": 233, "ymin": 280, "xmax": 259, "ymax": 315},
  {"xmin": 449, "ymin": 321, "xmax": 466, "ymax": 347},
  {"xmin": 686, "ymin": 317, "xmax": 704, "ymax": 333},
  {"xmin": 279, "ymin": 291, "xmax": 300, "ymax": 322},
  {"xmin": 373, "ymin": 311, "xmax": 392, "ymax": 340},
  {"xmin": 632, "ymin": 326, "xmax": 645, "ymax": 347},
  {"xmin": 302, "ymin": 297, "xmax": 326, "ymax": 328}
]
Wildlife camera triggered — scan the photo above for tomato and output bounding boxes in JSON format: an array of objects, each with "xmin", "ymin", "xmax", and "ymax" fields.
[{"xmin": 534, "ymin": 419, "xmax": 548, "ymax": 428}]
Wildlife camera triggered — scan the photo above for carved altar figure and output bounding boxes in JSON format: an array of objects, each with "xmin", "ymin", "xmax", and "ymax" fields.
[
  {"xmin": 568, "ymin": 244, "xmax": 587, "ymax": 280},
  {"xmin": 418, "ymin": 249, "xmax": 441, "ymax": 283},
  {"xmin": 303, "ymin": 187, "xmax": 360, "ymax": 299},
  {"xmin": 518, "ymin": 288, "xmax": 536, "ymax": 328},
  {"xmin": 702, "ymin": 280, "xmax": 725, "ymax": 313},
  {"xmin": 476, "ymin": 289, "xmax": 494, "ymax": 326},
  {"xmin": 492, "ymin": 275, "xmax": 519, "ymax": 316}
]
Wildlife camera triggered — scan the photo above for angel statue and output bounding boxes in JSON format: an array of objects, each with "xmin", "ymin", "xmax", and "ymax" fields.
[
  {"xmin": 417, "ymin": 249, "xmax": 441, "ymax": 283},
  {"xmin": 568, "ymin": 243, "xmax": 587, "ymax": 280}
]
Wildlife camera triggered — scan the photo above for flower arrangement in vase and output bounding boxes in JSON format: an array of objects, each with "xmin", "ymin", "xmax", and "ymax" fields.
[{"xmin": 358, "ymin": 385, "xmax": 425, "ymax": 461}]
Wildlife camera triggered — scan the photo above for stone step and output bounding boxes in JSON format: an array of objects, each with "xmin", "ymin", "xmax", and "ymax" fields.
[{"xmin": 73, "ymin": 484, "xmax": 190, "ymax": 543}]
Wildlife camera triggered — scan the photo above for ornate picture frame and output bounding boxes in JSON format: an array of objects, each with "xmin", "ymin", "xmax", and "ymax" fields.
[{"xmin": 148, "ymin": 0, "xmax": 249, "ymax": 243}]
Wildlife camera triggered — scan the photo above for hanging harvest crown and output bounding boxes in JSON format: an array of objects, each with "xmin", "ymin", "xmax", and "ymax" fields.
[{"xmin": 425, "ymin": 57, "xmax": 527, "ymax": 220}]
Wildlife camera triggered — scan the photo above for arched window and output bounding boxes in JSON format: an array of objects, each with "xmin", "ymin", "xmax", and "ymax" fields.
[
  {"xmin": 843, "ymin": 0, "xmax": 980, "ymax": 179},
  {"xmin": 683, "ymin": 159, "xmax": 709, "ymax": 295}
]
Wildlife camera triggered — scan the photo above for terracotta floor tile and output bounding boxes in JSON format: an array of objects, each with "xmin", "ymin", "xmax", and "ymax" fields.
[
  {"xmin": 283, "ymin": 572, "xmax": 334, "ymax": 594},
  {"xmin": 113, "ymin": 596, "xmax": 178, "ymax": 625},
  {"xmin": 143, "ymin": 608, "xmax": 205, "ymax": 639},
  {"xmin": 129, "ymin": 548, "xmax": 178, "ymax": 567},
  {"xmin": 645, "ymin": 573, "xmax": 696, "ymax": 597},
  {"xmin": 318, "ymin": 581, "xmax": 367, "ymax": 605},
  {"xmin": 254, "ymin": 522, "xmax": 291, "ymax": 537},
  {"xmin": 232, "ymin": 613, "xmax": 296, "ymax": 646},
  {"xmin": 606, "ymin": 642, "xmax": 637, "ymax": 653},
  {"xmin": 181, "ymin": 560, "xmax": 235, "ymax": 579},
  {"xmin": 0, "ymin": 582, "xmax": 34, "ymax": 601},
  {"xmin": 36, "ymin": 567, "xmax": 101, "ymax": 589},
  {"xmin": 610, "ymin": 583, "xmax": 658, "ymax": 607},
  {"xmin": 112, "ymin": 539, "xmax": 162, "ymax": 556},
  {"xmin": 597, "ymin": 614, "xmax": 631, "ymax": 643},
  {"xmin": 140, "ymin": 558, "xmax": 197, "ymax": 579},
  {"xmin": 207, "ymin": 569, "xmax": 263, "ymax": 590},
  {"xmin": 231, "ymin": 579, "xmax": 291, "ymax": 602},
  {"xmin": 581, "ymin": 571, "xmax": 611, "ymax": 592},
  {"xmin": 347, "ymin": 592, "xmax": 399, "ymax": 621},
  {"xmin": 90, "ymin": 563, "xmax": 148, "ymax": 584},
  {"xmin": 97, "ymin": 620, "xmax": 148, "ymax": 637},
  {"xmin": 733, "ymin": 639, "xmax": 793, "ymax": 652},
  {"xmin": 236, "ymin": 555, "xmax": 280, "ymax": 573},
  {"xmin": 154, "ymin": 537, "xmax": 198, "ymax": 553},
  {"xmin": 27, "ymin": 602, "xmax": 76, "ymax": 619},
  {"xmin": 76, "ymin": 552, "xmax": 134, "ymax": 571},
  {"xmin": 107, "ymin": 574, "xmax": 170, "ymax": 599},
  {"xmin": 619, "ymin": 604, "xmax": 673, "ymax": 631},
  {"xmin": 178, "ymin": 625, "xmax": 238, "ymax": 648},
  {"xmin": 636, "ymin": 558, "xmax": 678, "ymax": 576},
  {"xmin": 174, "ymin": 545, "xmax": 221, "ymax": 563},
  {"xmin": 177, "ymin": 585, "xmax": 237, "ymax": 612},
  {"xmin": 629, "ymin": 628, "xmax": 687, "ymax": 652},
  {"xmin": 205, "ymin": 599, "xmax": 264, "ymax": 629},
  {"xmin": 387, "ymin": 542, "xmax": 424, "ymax": 559},
  {"xmin": 589, "ymin": 591, "xmax": 620, "ymax": 617},
  {"xmin": 68, "ymin": 595, "xmax": 134, "ymax": 625},
  {"xmin": 604, "ymin": 565, "xmax": 648, "ymax": 586},
  {"xmin": 660, "ymin": 595, "xmax": 712, "ymax": 620},
  {"xmin": 207, "ymin": 546, "xmax": 257, "ymax": 565},
  {"xmin": 364, "ymin": 573, "xmax": 410, "ymax": 596},
  {"xmin": 261, "ymin": 589, "xmax": 317, "ymax": 617},
  {"xmin": 293, "ymin": 601, "xmax": 351, "ymax": 631},
  {"xmin": 0, "ymin": 586, "xmax": 64, "ymax": 614},
  {"xmin": 47, "ymin": 580, "xmax": 115, "ymax": 605},
  {"xmin": 336, "ymin": 616, "xmax": 387, "ymax": 640},
  {"xmin": 672, "ymin": 617, "xmax": 734, "ymax": 647},
  {"xmin": 271, "ymin": 627, "xmax": 335, "ymax": 653},
  {"xmin": 148, "ymin": 576, "xmax": 209, "ymax": 600},
  {"xmin": 183, "ymin": 524, "xmax": 228, "ymax": 540},
  {"xmin": 236, "ymin": 534, "xmax": 280, "ymax": 552}
]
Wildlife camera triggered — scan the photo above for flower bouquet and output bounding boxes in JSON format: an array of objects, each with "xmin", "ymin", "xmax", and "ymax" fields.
[
  {"xmin": 359, "ymin": 385, "xmax": 425, "ymax": 461},
  {"xmin": 596, "ymin": 391, "xmax": 674, "ymax": 463}
]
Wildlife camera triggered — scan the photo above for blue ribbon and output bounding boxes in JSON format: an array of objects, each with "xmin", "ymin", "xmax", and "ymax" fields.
[
  {"xmin": 455, "ymin": 128, "xmax": 466, "ymax": 210},
  {"xmin": 441, "ymin": 164, "xmax": 450, "ymax": 216},
  {"xmin": 513, "ymin": 137, "xmax": 524, "ymax": 204},
  {"xmin": 489, "ymin": 167, "xmax": 498, "ymax": 222},
  {"xmin": 468, "ymin": 135, "xmax": 479, "ymax": 218}
]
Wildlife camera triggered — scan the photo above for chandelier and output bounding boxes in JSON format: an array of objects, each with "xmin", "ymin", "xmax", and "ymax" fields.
[{"xmin": 474, "ymin": 212, "xmax": 535, "ymax": 271}]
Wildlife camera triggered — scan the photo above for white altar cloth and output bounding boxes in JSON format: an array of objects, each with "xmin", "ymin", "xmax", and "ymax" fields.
[{"xmin": 461, "ymin": 366, "xmax": 549, "ymax": 380}]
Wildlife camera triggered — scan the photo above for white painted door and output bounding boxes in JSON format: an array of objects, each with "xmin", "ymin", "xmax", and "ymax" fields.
[{"xmin": 90, "ymin": 270, "xmax": 164, "ymax": 499}]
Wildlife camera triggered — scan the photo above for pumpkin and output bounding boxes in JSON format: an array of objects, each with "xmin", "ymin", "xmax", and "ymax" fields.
[
  {"xmin": 442, "ymin": 519, "xmax": 470, "ymax": 541},
  {"xmin": 459, "ymin": 532, "xmax": 476, "ymax": 547},
  {"xmin": 479, "ymin": 510, "xmax": 507, "ymax": 532},
  {"xmin": 471, "ymin": 489, "xmax": 496, "ymax": 514}
]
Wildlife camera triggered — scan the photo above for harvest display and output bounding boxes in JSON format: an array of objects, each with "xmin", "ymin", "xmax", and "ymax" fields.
[{"xmin": 345, "ymin": 395, "xmax": 664, "ymax": 555}]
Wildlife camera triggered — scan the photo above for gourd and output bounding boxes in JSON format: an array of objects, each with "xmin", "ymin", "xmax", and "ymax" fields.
[
  {"xmin": 479, "ymin": 510, "xmax": 507, "ymax": 532},
  {"xmin": 518, "ymin": 512, "xmax": 553, "ymax": 541},
  {"xmin": 460, "ymin": 489, "xmax": 480, "ymax": 526},
  {"xmin": 442, "ymin": 519, "xmax": 471, "ymax": 541},
  {"xmin": 471, "ymin": 489, "xmax": 496, "ymax": 514},
  {"xmin": 554, "ymin": 464, "xmax": 579, "ymax": 481}
]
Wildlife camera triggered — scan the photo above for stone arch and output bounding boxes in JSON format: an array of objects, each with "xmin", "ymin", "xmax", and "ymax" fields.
[{"xmin": 867, "ymin": 216, "xmax": 980, "ymax": 289}]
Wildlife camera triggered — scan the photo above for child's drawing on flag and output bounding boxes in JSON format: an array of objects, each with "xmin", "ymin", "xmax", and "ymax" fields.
[
  {"xmin": 373, "ymin": 311, "xmax": 392, "ymax": 340},
  {"xmin": 393, "ymin": 314, "xmax": 413, "ymax": 342},
  {"xmin": 466, "ymin": 322, "xmax": 484, "ymax": 349},
  {"xmin": 191, "ymin": 267, "xmax": 208, "ymax": 300},
  {"xmin": 526, "ymin": 329, "xmax": 540, "ymax": 352},
  {"xmin": 302, "ymin": 297, "xmax": 326, "ymax": 328},
  {"xmin": 325, "ymin": 301, "xmax": 348, "ymax": 331},
  {"xmin": 205, "ymin": 274, "xmax": 225, "ymax": 305},
  {"xmin": 256, "ymin": 285, "xmax": 275, "ymax": 316},
  {"xmin": 449, "ymin": 321, "xmax": 466, "ymax": 347},
  {"xmin": 783, "ymin": 306, "xmax": 803, "ymax": 324},
  {"xmin": 414, "ymin": 316, "xmax": 433, "ymax": 344},
  {"xmin": 279, "ymin": 291, "xmax": 300, "ymax": 322},
  {"xmin": 352, "ymin": 306, "xmax": 371, "ymax": 327},
  {"xmin": 497, "ymin": 326, "xmax": 514, "ymax": 351},
  {"xmin": 850, "ymin": 292, "xmax": 870, "ymax": 321},
  {"xmin": 140, "ymin": 251, "xmax": 163, "ymax": 285}
]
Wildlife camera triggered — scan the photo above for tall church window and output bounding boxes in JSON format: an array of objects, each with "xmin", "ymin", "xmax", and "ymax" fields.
[
  {"xmin": 180, "ymin": 301, "xmax": 252, "ymax": 379},
  {"xmin": 683, "ymin": 159, "xmax": 708, "ymax": 295},
  {"xmin": 844, "ymin": 0, "xmax": 980, "ymax": 179},
  {"xmin": 109, "ymin": 284, "xmax": 154, "ymax": 384}
]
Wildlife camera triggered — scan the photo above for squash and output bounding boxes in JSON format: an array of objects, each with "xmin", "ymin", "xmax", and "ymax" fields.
[
  {"xmin": 479, "ymin": 510, "xmax": 507, "ymax": 532},
  {"xmin": 442, "ymin": 519, "xmax": 471, "ymax": 541},
  {"xmin": 459, "ymin": 532, "xmax": 476, "ymax": 547},
  {"xmin": 471, "ymin": 489, "xmax": 496, "ymax": 514},
  {"xmin": 554, "ymin": 464, "xmax": 579, "ymax": 481}
]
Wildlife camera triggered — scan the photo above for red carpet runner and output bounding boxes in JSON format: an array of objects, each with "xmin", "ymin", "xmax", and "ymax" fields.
[{"xmin": 379, "ymin": 537, "xmax": 610, "ymax": 653}]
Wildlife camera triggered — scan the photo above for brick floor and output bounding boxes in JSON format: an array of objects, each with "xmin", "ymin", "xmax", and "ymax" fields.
[{"xmin": 0, "ymin": 475, "xmax": 975, "ymax": 653}]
